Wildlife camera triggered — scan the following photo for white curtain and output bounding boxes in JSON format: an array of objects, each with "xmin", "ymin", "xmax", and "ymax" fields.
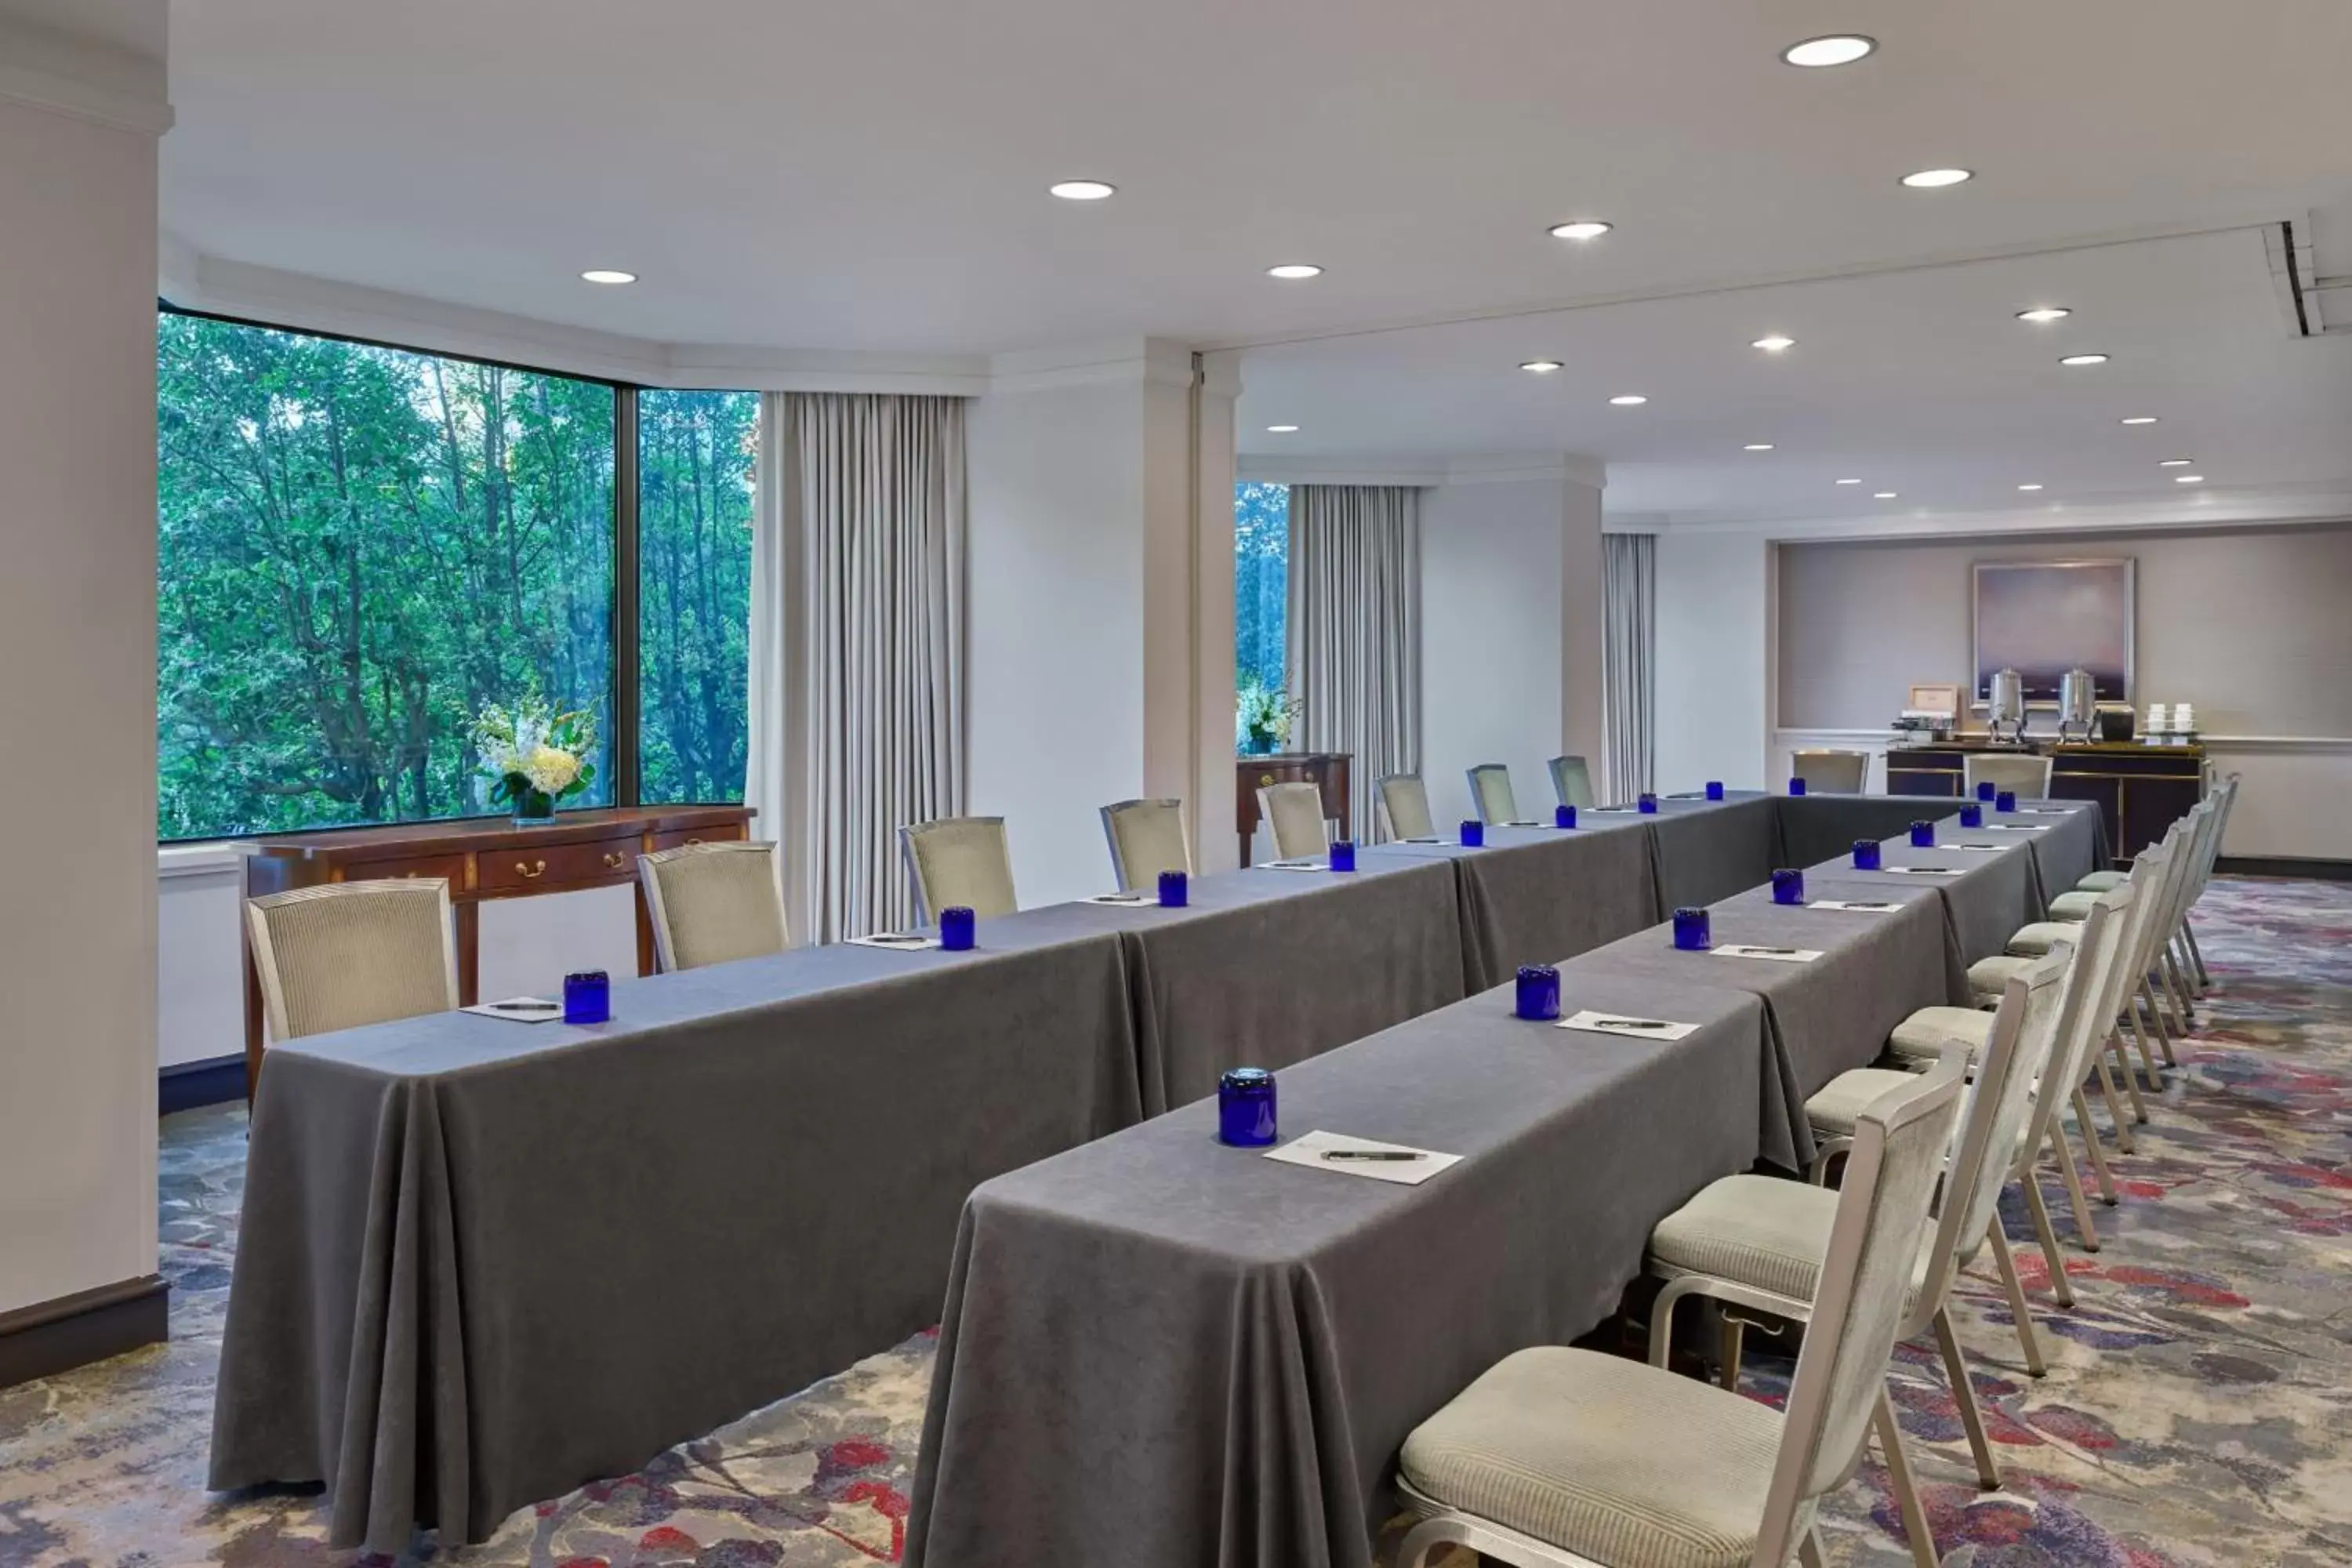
[
  {"xmin": 746, "ymin": 392, "xmax": 967, "ymax": 942},
  {"xmin": 1284, "ymin": 485, "xmax": 1421, "ymax": 843},
  {"xmin": 1602, "ymin": 531, "xmax": 1656, "ymax": 801}
]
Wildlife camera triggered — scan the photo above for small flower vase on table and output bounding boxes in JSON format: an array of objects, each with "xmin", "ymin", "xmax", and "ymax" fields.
[
  {"xmin": 508, "ymin": 784, "xmax": 557, "ymax": 827},
  {"xmin": 474, "ymin": 696, "xmax": 599, "ymax": 829}
]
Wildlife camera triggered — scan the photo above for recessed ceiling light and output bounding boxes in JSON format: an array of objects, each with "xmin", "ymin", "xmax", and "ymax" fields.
[
  {"xmin": 580, "ymin": 269, "xmax": 637, "ymax": 285},
  {"xmin": 2016, "ymin": 307, "xmax": 2071, "ymax": 324},
  {"xmin": 1047, "ymin": 180, "xmax": 1116, "ymax": 201},
  {"xmin": 1781, "ymin": 34, "xmax": 1875, "ymax": 67},
  {"xmin": 1900, "ymin": 168, "xmax": 1973, "ymax": 189},
  {"xmin": 1743, "ymin": 443, "xmax": 1776, "ymax": 452},
  {"xmin": 1608, "ymin": 394, "xmax": 1648, "ymax": 406},
  {"xmin": 2174, "ymin": 474, "xmax": 2205, "ymax": 485},
  {"xmin": 1835, "ymin": 477, "xmax": 1863, "ymax": 485},
  {"xmin": 2120, "ymin": 416, "xmax": 2160, "ymax": 425},
  {"xmin": 2158, "ymin": 457, "xmax": 2194, "ymax": 467},
  {"xmin": 1548, "ymin": 221, "xmax": 1613, "ymax": 241},
  {"xmin": 1520, "ymin": 360, "xmax": 1564, "ymax": 373},
  {"xmin": 2016, "ymin": 483, "xmax": 2045, "ymax": 492},
  {"xmin": 1265, "ymin": 424, "xmax": 1300, "ymax": 434},
  {"xmin": 1266, "ymin": 263, "xmax": 1323, "ymax": 280},
  {"xmin": 2059, "ymin": 353, "xmax": 2110, "ymax": 366},
  {"xmin": 1752, "ymin": 335, "xmax": 1797, "ymax": 352},
  {"xmin": 1874, "ymin": 491, "xmax": 1899, "ymax": 499}
]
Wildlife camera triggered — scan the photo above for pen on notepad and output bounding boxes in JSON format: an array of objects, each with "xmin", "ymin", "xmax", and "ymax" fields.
[
  {"xmin": 1591, "ymin": 1018, "xmax": 1673, "ymax": 1030},
  {"xmin": 1732, "ymin": 946, "xmax": 1801, "ymax": 956},
  {"xmin": 487, "ymin": 1000, "xmax": 557, "ymax": 1012},
  {"xmin": 1320, "ymin": 1149, "xmax": 1425, "ymax": 1162}
]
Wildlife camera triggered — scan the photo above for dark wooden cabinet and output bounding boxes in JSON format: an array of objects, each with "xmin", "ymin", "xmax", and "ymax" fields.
[
  {"xmin": 1235, "ymin": 752, "xmax": 1352, "ymax": 864},
  {"xmin": 1886, "ymin": 740, "xmax": 2202, "ymax": 862},
  {"xmin": 241, "ymin": 804, "xmax": 755, "ymax": 1087}
]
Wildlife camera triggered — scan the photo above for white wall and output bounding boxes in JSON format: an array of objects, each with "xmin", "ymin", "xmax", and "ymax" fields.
[
  {"xmin": 1653, "ymin": 531, "xmax": 1773, "ymax": 793},
  {"xmin": 0, "ymin": 77, "xmax": 165, "ymax": 1314}
]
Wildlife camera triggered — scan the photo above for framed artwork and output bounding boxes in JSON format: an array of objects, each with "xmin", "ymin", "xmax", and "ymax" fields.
[
  {"xmin": 1972, "ymin": 558, "xmax": 2136, "ymax": 704},
  {"xmin": 1906, "ymin": 683, "xmax": 1962, "ymax": 719}
]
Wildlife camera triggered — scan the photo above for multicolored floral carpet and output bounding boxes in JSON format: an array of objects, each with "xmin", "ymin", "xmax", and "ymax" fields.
[{"xmin": 5, "ymin": 877, "xmax": 2350, "ymax": 1567}]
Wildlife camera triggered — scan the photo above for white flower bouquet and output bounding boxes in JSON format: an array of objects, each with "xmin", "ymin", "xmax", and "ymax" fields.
[{"xmin": 471, "ymin": 696, "xmax": 599, "ymax": 823}]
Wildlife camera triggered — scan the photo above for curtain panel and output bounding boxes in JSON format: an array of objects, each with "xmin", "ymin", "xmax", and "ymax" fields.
[
  {"xmin": 746, "ymin": 393, "xmax": 967, "ymax": 941},
  {"xmin": 1283, "ymin": 485, "xmax": 1421, "ymax": 843},
  {"xmin": 1602, "ymin": 531, "xmax": 1656, "ymax": 802}
]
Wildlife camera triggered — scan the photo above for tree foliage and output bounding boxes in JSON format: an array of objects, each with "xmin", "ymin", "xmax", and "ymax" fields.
[
  {"xmin": 636, "ymin": 390, "xmax": 754, "ymax": 804},
  {"xmin": 1234, "ymin": 481, "xmax": 1290, "ymax": 706}
]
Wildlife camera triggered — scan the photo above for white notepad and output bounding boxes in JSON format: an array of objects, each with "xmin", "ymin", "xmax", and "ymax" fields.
[
  {"xmin": 849, "ymin": 932, "xmax": 942, "ymax": 951},
  {"xmin": 1401, "ymin": 836, "xmax": 1445, "ymax": 844},
  {"xmin": 1976, "ymin": 824, "xmax": 2050, "ymax": 833},
  {"xmin": 1500, "ymin": 819, "xmax": 1547, "ymax": 828},
  {"xmin": 1714, "ymin": 944, "xmax": 1823, "ymax": 963},
  {"xmin": 1260, "ymin": 858, "xmax": 1327, "ymax": 872},
  {"xmin": 463, "ymin": 996, "xmax": 562, "ymax": 1022},
  {"xmin": 1874, "ymin": 865, "xmax": 1961, "ymax": 876},
  {"xmin": 1559, "ymin": 1010, "xmax": 1698, "ymax": 1041},
  {"xmin": 2014, "ymin": 808, "xmax": 2074, "ymax": 817},
  {"xmin": 1083, "ymin": 891, "xmax": 1156, "ymax": 906},
  {"xmin": 1809, "ymin": 899, "xmax": 1900, "ymax": 913},
  {"xmin": 1952, "ymin": 843, "xmax": 2008, "ymax": 852},
  {"xmin": 1263, "ymin": 1129, "xmax": 1461, "ymax": 1186}
]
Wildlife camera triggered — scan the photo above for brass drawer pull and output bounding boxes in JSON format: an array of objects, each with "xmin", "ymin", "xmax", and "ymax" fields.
[
  {"xmin": 516, "ymin": 858, "xmax": 546, "ymax": 880},
  {"xmin": 603, "ymin": 851, "xmax": 626, "ymax": 869},
  {"xmin": 685, "ymin": 837, "xmax": 703, "ymax": 846},
  {"xmin": 1259, "ymin": 774, "xmax": 1275, "ymax": 788}
]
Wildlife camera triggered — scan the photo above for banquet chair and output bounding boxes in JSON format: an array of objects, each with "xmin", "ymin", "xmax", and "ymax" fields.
[
  {"xmin": 1100, "ymin": 797, "xmax": 1194, "ymax": 892},
  {"xmin": 638, "ymin": 840, "xmax": 788, "ymax": 971},
  {"xmin": 1962, "ymin": 751, "xmax": 2054, "ymax": 798},
  {"xmin": 1393, "ymin": 1057, "xmax": 1964, "ymax": 1568},
  {"xmin": 1466, "ymin": 763, "xmax": 1521, "ymax": 825},
  {"xmin": 1377, "ymin": 772, "xmax": 1436, "ymax": 840},
  {"xmin": 1547, "ymin": 754, "xmax": 1595, "ymax": 810},
  {"xmin": 2074, "ymin": 775, "xmax": 2235, "ymax": 996},
  {"xmin": 901, "ymin": 816, "xmax": 1018, "ymax": 920},
  {"xmin": 245, "ymin": 879, "xmax": 459, "ymax": 1043},
  {"xmin": 1256, "ymin": 781, "xmax": 1330, "ymax": 859},
  {"xmin": 2020, "ymin": 815, "xmax": 2201, "ymax": 1075},
  {"xmin": 1789, "ymin": 749, "xmax": 1867, "ymax": 794}
]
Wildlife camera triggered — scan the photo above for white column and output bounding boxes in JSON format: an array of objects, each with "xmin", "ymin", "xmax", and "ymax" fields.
[
  {"xmin": 1559, "ymin": 459, "xmax": 1609, "ymax": 778},
  {"xmin": 1189, "ymin": 354, "xmax": 1241, "ymax": 873},
  {"xmin": 0, "ymin": 5, "xmax": 171, "ymax": 1327},
  {"xmin": 1653, "ymin": 529, "xmax": 1773, "ymax": 790}
]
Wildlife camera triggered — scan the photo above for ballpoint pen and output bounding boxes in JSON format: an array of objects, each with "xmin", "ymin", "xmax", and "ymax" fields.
[
  {"xmin": 1590, "ymin": 1018, "xmax": 1673, "ymax": 1030},
  {"xmin": 1730, "ymin": 946, "xmax": 1801, "ymax": 956},
  {"xmin": 486, "ymin": 1000, "xmax": 557, "ymax": 1011},
  {"xmin": 1320, "ymin": 1149, "xmax": 1425, "ymax": 1162}
]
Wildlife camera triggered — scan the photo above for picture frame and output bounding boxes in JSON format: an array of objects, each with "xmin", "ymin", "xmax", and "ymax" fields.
[{"xmin": 1971, "ymin": 558, "xmax": 2136, "ymax": 706}]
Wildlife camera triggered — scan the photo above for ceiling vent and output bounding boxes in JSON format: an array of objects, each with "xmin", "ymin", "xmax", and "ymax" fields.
[{"xmin": 2268, "ymin": 219, "xmax": 2352, "ymax": 336}]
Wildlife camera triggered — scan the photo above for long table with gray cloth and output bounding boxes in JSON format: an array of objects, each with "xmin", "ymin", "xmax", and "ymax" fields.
[{"xmin": 905, "ymin": 797, "xmax": 2104, "ymax": 1568}]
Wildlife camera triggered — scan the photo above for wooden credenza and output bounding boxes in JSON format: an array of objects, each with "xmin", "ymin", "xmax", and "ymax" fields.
[
  {"xmin": 241, "ymin": 804, "xmax": 755, "ymax": 1088},
  {"xmin": 1886, "ymin": 740, "xmax": 2203, "ymax": 862},
  {"xmin": 1235, "ymin": 752, "xmax": 1352, "ymax": 864}
]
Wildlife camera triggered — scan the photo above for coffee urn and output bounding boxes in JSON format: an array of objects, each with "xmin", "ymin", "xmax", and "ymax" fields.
[
  {"xmin": 2057, "ymin": 667, "xmax": 2097, "ymax": 740},
  {"xmin": 1987, "ymin": 668, "xmax": 2027, "ymax": 742}
]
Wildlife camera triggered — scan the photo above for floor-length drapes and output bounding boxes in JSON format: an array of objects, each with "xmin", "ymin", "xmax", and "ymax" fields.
[
  {"xmin": 1285, "ymin": 485, "xmax": 1421, "ymax": 843},
  {"xmin": 746, "ymin": 392, "xmax": 967, "ymax": 941},
  {"xmin": 1602, "ymin": 531, "xmax": 1655, "ymax": 801}
]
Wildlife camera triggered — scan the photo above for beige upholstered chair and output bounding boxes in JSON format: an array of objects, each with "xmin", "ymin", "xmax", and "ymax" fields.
[
  {"xmin": 1465, "ymin": 764, "xmax": 1519, "ymax": 826},
  {"xmin": 245, "ymin": 879, "xmax": 459, "ymax": 1043},
  {"xmin": 2073, "ymin": 774, "xmax": 2235, "ymax": 996},
  {"xmin": 1962, "ymin": 750, "xmax": 2054, "ymax": 798},
  {"xmin": 1789, "ymin": 749, "xmax": 1868, "ymax": 794},
  {"xmin": 638, "ymin": 841, "xmax": 788, "ymax": 972},
  {"xmin": 900, "ymin": 816, "xmax": 1018, "ymax": 920},
  {"xmin": 1100, "ymin": 798, "xmax": 1193, "ymax": 892},
  {"xmin": 2005, "ymin": 832, "xmax": 2183, "ymax": 1107},
  {"xmin": 1377, "ymin": 773, "xmax": 1436, "ymax": 841},
  {"xmin": 1256, "ymin": 781, "xmax": 1330, "ymax": 859},
  {"xmin": 1394, "ymin": 1056, "xmax": 1965, "ymax": 1568},
  {"xmin": 1546, "ymin": 754, "xmax": 1595, "ymax": 810}
]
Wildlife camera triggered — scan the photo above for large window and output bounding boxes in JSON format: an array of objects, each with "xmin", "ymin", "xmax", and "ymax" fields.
[
  {"xmin": 1234, "ymin": 481, "xmax": 1290, "ymax": 699},
  {"xmin": 637, "ymin": 391, "xmax": 757, "ymax": 804}
]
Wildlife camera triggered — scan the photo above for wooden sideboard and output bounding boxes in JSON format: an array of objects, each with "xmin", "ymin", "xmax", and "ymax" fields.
[
  {"xmin": 1235, "ymin": 752, "xmax": 1352, "ymax": 865},
  {"xmin": 1886, "ymin": 740, "xmax": 2204, "ymax": 862},
  {"xmin": 241, "ymin": 804, "xmax": 755, "ymax": 1088}
]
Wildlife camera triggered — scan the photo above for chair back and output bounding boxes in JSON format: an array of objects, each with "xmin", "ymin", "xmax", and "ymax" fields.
[
  {"xmin": 245, "ymin": 879, "xmax": 459, "ymax": 1042},
  {"xmin": 900, "ymin": 816, "xmax": 1018, "ymax": 921},
  {"xmin": 639, "ymin": 840, "xmax": 787, "ymax": 971},
  {"xmin": 1962, "ymin": 752, "xmax": 2054, "ymax": 797},
  {"xmin": 1790, "ymin": 750, "xmax": 1867, "ymax": 794},
  {"xmin": 1547, "ymin": 754, "xmax": 1595, "ymax": 809},
  {"xmin": 2162, "ymin": 797, "xmax": 2222, "ymax": 937},
  {"xmin": 1257, "ymin": 782, "xmax": 1330, "ymax": 858},
  {"xmin": 1753, "ymin": 1054, "xmax": 1966, "ymax": 1565},
  {"xmin": 2016, "ymin": 892, "xmax": 2125, "ymax": 1171},
  {"xmin": 2118, "ymin": 831, "xmax": 2183, "ymax": 978},
  {"xmin": 1377, "ymin": 772, "xmax": 1436, "ymax": 841},
  {"xmin": 1465, "ymin": 764, "xmax": 1518, "ymax": 825},
  {"xmin": 1100, "ymin": 798, "xmax": 1193, "ymax": 891}
]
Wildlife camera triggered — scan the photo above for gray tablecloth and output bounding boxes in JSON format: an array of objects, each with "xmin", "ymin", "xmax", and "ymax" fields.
[
  {"xmin": 1642, "ymin": 795, "xmax": 1781, "ymax": 912},
  {"xmin": 905, "ymin": 974, "xmax": 1772, "ymax": 1568},
  {"xmin": 1802, "ymin": 822, "xmax": 2042, "ymax": 966},
  {"xmin": 1996, "ymin": 798, "xmax": 2107, "ymax": 896},
  {"xmin": 1774, "ymin": 793, "xmax": 1947, "ymax": 870},
  {"xmin": 210, "ymin": 927, "xmax": 1138, "ymax": 1552}
]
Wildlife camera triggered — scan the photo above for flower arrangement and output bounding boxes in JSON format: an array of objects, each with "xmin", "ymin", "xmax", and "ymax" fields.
[
  {"xmin": 471, "ymin": 696, "xmax": 599, "ymax": 824},
  {"xmin": 1236, "ymin": 679, "xmax": 1301, "ymax": 755}
]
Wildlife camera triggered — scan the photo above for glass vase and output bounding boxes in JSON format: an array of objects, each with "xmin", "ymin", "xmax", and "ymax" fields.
[{"xmin": 511, "ymin": 786, "xmax": 557, "ymax": 827}]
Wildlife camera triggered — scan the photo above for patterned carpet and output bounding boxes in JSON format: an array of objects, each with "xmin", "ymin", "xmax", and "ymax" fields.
[{"xmin": 4, "ymin": 876, "xmax": 2349, "ymax": 1567}]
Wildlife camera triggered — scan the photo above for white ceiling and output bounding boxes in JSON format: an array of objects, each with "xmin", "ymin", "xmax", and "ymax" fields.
[{"xmin": 157, "ymin": 0, "xmax": 2352, "ymax": 521}]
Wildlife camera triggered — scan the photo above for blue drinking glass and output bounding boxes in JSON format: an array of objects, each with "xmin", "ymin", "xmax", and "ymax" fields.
[
  {"xmin": 1555, "ymin": 804, "xmax": 1577, "ymax": 829},
  {"xmin": 1515, "ymin": 964, "xmax": 1562, "ymax": 1021},
  {"xmin": 563, "ymin": 970, "xmax": 610, "ymax": 1025},
  {"xmin": 1218, "ymin": 1067, "xmax": 1278, "ymax": 1147},
  {"xmin": 1638, "ymin": 793, "xmax": 1660, "ymax": 815},
  {"xmin": 1909, "ymin": 819, "xmax": 1936, "ymax": 848},
  {"xmin": 1853, "ymin": 839, "xmax": 1882, "ymax": 870},
  {"xmin": 1460, "ymin": 819, "xmax": 1484, "ymax": 848},
  {"xmin": 1959, "ymin": 803, "xmax": 1984, "ymax": 829},
  {"xmin": 1789, "ymin": 777, "xmax": 1809, "ymax": 797},
  {"xmin": 1329, "ymin": 840, "xmax": 1356, "ymax": 873},
  {"xmin": 940, "ymin": 906, "xmax": 976, "ymax": 951},
  {"xmin": 1772, "ymin": 867, "xmax": 1806, "ymax": 906},
  {"xmin": 1976, "ymin": 780, "xmax": 1998, "ymax": 801},
  {"xmin": 1671, "ymin": 906, "xmax": 1712, "ymax": 951},
  {"xmin": 1705, "ymin": 780, "xmax": 1726, "ymax": 800},
  {"xmin": 1997, "ymin": 790, "xmax": 2018, "ymax": 813},
  {"xmin": 1159, "ymin": 869, "xmax": 1189, "ymax": 908}
]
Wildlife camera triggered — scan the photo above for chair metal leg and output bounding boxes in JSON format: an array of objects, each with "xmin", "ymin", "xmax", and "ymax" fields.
[
  {"xmin": 2137, "ymin": 979, "xmax": 2178, "ymax": 1069},
  {"xmin": 2047, "ymin": 1122, "xmax": 2101, "ymax": 1252},
  {"xmin": 1933, "ymin": 1305, "xmax": 2002, "ymax": 1490},
  {"xmin": 2109, "ymin": 1032, "xmax": 2150, "ymax": 1126},
  {"xmin": 1987, "ymin": 1222, "xmax": 2047, "ymax": 1377},
  {"xmin": 2020, "ymin": 1173, "xmax": 2078, "ymax": 1305},
  {"xmin": 2183, "ymin": 917, "xmax": 2212, "ymax": 989},
  {"xmin": 2071, "ymin": 1087, "xmax": 2119, "ymax": 1203},
  {"xmin": 1874, "ymin": 1390, "xmax": 1942, "ymax": 1568},
  {"xmin": 2161, "ymin": 949, "xmax": 2195, "ymax": 1034},
  {"xmin": 1719, "ymin": 1312, "xmax": 1747, "ymax": 1393},
  {"xmin": 1797, "ymin": 1525, "xmax": 1828, "ymax": 1568},
  {"xmin": 2094, "ymin": 1043, "xmax": 2138, "ymax": 1152}
]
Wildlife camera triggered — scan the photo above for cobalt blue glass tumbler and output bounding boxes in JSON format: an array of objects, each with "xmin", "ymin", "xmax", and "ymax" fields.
[
  {"xmin": 1555, "ymin": 804, "xmax": 1577, "ymax": 829},
  {"xmin": 1460, "ymin": 819, "xmax": 1484, "ymax": 848},
  {"xmin": 1329, "ymin": 840, "xmax": 1356, "ymax": 872},
  {"xmin": 1515, "ymin": 964, "xmax": 1562, "ymax": 1021},
  {"xmin": 1909, "ymin": 819, "xmax": 1936, "ymax": 848},
  {"xmin": 1158, "ymin": 869, "xmax": 1189, "ymax": 908},
  {"xmin": 1976, "ymin": 780, "xmax": 1998, "ymax": 801},
  {"xmin": 1789, "ymin": 777, "xmax": 1808, "ymax": 797},
  {"xmin": 1218, "ymin": 1068, "xmax": 1278, "ymax": 1147},
  {"xmin": 940, "ymin": 906, "xmax": 976, "ymax": 950},
  {"xmin": 563, "ymin": 970, "xmax": 610, "ymax": 1025},
  {"xmin": 1853, "ymin": 839, "xmax": 1882, "ymax": 870},
  {"xmin": 1671, "ymin": 906, "xmax": 1712, "ymax": 951},
  {"xmin": 1639, "ymin": 793, "xmax": 1660, "ymax": 815},
  {"xmin": 1959, "ymin": 803, "xmax": 1984, "ymax": 829},
  {"xmin": 1705, "ymin": 780, "xmax": 1726, "ymax": 800},
  {"xmin": 1997, "ymin": 790, "xmax": 2018, "ymax": 813},
  {"xmin": 1772, "ymin": 868, "xmax": 1806, "ymax": 906}
]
